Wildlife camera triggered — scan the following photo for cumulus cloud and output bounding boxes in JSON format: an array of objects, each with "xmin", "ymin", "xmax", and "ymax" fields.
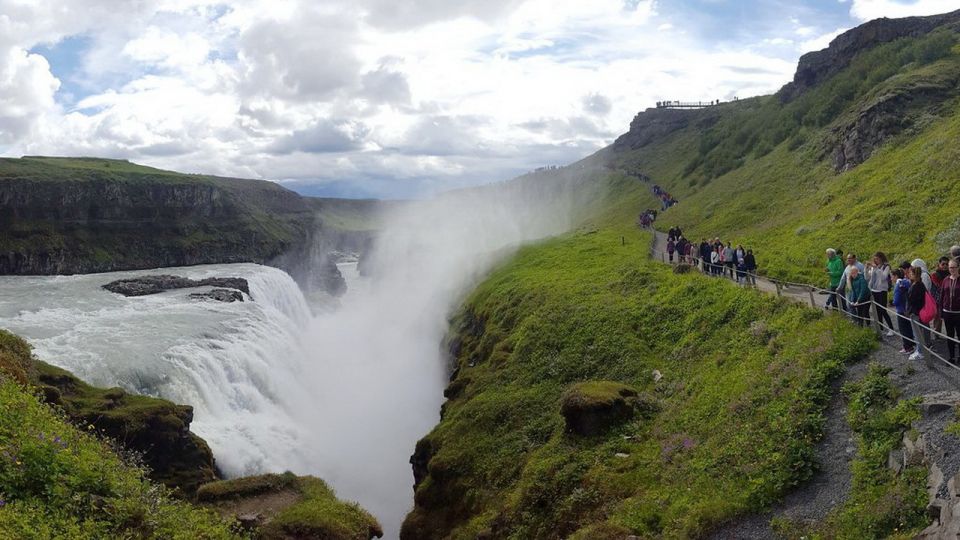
[
  {"xmin": 0, "ymin": 47, "xmax": 60, "ymax": 142},
  {"xmin": 4, "ymin": 0, "xmax": 913, "ymax": 197}
]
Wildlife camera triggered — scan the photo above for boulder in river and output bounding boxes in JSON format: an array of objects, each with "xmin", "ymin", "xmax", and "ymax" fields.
[{"xmin": 103, "ymin": 275, "xmax": 250, "ymax": 297}]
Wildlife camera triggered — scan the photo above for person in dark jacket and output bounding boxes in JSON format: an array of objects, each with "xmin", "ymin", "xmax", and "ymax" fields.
[
  {"xmin": 907, "ymin": 266, "xmax": 928, "ymax": 361},
  {"xmin": 743, "ymin": 249, "xmax": 757, "ymax": 286},
  {"xmin": 891, "ymin": 268, "xmax": 915, "ymax": 354},
  {"xmin": 939, "ymin": 259, "xmax": 960, "ymax": 363},
  {"xmin": 699, "ymin": 240, "xmax": 711, "ymax": 270},
  {"xmin": 666, "ymin": 238, "xmax": 676, "ymax": 262},
  {"xmin": 846, "ymin": 267, "xmax": 871, "ymax": 327}
]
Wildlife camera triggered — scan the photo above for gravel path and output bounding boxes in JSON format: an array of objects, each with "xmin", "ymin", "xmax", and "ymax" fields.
[{"xmin": 649, "ymin": 230, "xmax": 960, "ymax": 538}]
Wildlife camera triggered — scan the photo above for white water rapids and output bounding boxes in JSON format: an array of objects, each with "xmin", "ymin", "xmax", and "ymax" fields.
[{"xmin": 0, "ymin": 168, "xmax": 599, "ymax": 537}]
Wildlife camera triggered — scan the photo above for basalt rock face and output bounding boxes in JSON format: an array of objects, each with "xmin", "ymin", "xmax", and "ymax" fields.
[
  {"xmin": 31, "ymin": 360, "xmax": 218, "ymax": 496},
  {"xmin": 829, "ymin": 64, "xmax": 960, "ymax": 172},
  {"xmin": 0, "ymin": 170, "xmax": 311, "ymax": 275},
  {"xmin": 0, "ymin": 157, "xmax": 381, "ymax": 297},
  {"xmin": 778, "ymin": 10, "xmax": 960, "ymax": 103},
  {"xmin": 613, "ymin": 108, "xmax": 700, "ymax": 151}
]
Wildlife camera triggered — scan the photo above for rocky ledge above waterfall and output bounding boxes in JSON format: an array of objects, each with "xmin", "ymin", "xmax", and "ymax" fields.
[{"xmin": 103, "ymin": 275, "xmax": 250, "ymax": 297}]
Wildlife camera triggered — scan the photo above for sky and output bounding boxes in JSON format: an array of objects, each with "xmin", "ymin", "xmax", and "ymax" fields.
[{"xmin": 0, "ymin": 0, "xmax": 956, "ymax": 198}]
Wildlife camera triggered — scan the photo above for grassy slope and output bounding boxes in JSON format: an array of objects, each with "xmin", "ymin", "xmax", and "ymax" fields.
[
  {"xmin": 0, "ymin": 330, "xmax": 237, "ymax": 539},
  {"xmin": 620, "ymin": 33, "xmax": 960, "ymax": 284},
  {"xmin": 402, "ymin": 174, "xmax": 875, "ymax": 538}
]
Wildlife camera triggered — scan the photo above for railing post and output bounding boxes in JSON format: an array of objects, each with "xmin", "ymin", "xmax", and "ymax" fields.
[
  {"xmin": 807, "ymin": 287, "xmax": 816, "ymax": 308},
  {"xmin": 775, "ymin": 282, "xmax": 782, "ymax": 296}
]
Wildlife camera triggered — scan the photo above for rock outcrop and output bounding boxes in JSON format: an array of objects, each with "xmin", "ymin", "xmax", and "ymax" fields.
[
  {"xmin": 560, "ymin": 381, "xmax": 659, "ymax": 436},
  {"xmin": 778, "ymin": 9, "xmax": 960, "ymax": 103},
  {"xmin": 829, "ymin": 64, "xmax": 960, "ymax": 171},
  {"xmin": 197, "ymin": 472, "xmax": 383, "ymax": 539},
  {"xmin": 31, "ymin": 360, "xmax": 218, "ymax": 495},
  {"xmin": 613, "ymin": 107, "xmax": 706, "ymax": 151},
  {"xmin": 103, "ymin": 275, "xmax": 250, "ymax": 297}
]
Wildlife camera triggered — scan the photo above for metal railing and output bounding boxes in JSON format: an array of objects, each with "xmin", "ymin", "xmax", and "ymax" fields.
[{"xmin": 652, "ymin": 242, "xmax": 960, "ymax": 372}]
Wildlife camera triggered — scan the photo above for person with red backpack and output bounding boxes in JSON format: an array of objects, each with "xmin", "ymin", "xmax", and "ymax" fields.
[
  {"xmin": 939, "ymin": 259, "xmax": 960, "ymax": 364},
  {"xmin": 907, "ymin": 265, "xmax": 932, "ymax": 361}
]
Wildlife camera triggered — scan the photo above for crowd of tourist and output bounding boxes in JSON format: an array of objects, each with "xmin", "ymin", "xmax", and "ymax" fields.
[
  {"xmin": 665, "ymin": 228, "xmax": 758, "ymax": 286},
  {"xmin": 825, "ymin": 247, "xmax": 960, "ymax": 364},
  {"xmin": 639, "ymin": 177, "xmax": 960, "ymax": 366},
  {"xmin": 637, "ymin": 209, "xmax": 658, "ymax": 229},
  {"xmin": 652, "ymin": 184, "xmax": 678, "ymax": 211}
]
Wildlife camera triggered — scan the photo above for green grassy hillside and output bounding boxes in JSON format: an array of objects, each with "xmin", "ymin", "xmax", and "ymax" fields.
[
  {"xmin": 611, "ymin": 25, "xmax": 960, "ymax": 285},
  {"xmin": 401, "ymin": 174, "xmax": 876, "ymax": 538}
]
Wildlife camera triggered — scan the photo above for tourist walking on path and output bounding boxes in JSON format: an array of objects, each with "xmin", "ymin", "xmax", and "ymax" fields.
[
  {"xmin": 846, "ymin": 267, "xmax": 871, "ymax": 327},
  {"xmin": 867, "ymin": 251, "xmax": 895, "ymax": 336},
  {"xmin": 907, "ymin": 265, "xmax": 929, "ymax": 361},
  {"xmin": 892, "ymin": 268, "xmax": 915, "ymax": 354},
  {"xmin": 825, "ymin": 249, "xmax": 843, "ymax": 310},
  {"xmin": 743, "ymin": 249, "xmax": 757, "ymax": 286},
  {"xmin": 667, "ymin": 238, "xmax": 676, "ymax": 263},
  {"xmin": 939, "ymin": 259, "xmax": 960, "ymax": 364}
]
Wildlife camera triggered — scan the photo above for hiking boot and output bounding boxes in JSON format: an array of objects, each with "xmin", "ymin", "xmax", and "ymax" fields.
[
  {"xmin": 885, "ymin": 329, "xmax": 895, "ymax": 337},
  {"xmin": 908, "ymin": 350, "xmax": 924, "ymax": 361}
]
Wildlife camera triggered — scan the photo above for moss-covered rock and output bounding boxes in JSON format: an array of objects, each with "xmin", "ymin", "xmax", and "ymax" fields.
[
  {"xmin": 30, "ymin": 360, "xmax": 218, "ymax": 495},
  {"xmin": 199, "ymin": 472, "xmax": 383, "ymax": 539},
  {"xmin": 560, "ymin": 381, "xmax": 657, "ymax": 436}
]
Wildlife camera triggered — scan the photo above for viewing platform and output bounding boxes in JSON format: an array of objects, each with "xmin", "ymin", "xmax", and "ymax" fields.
[{"xmin": 655, "ymin": 99, "xmax": 736, "ymax": 109}]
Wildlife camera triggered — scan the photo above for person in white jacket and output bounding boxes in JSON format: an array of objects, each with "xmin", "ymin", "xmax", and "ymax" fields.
[{"xmin": 866, "ymin": 251, "xmax": 894, "ymax": 336}]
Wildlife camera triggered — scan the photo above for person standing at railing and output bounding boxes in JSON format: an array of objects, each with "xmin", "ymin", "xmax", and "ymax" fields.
[
  {"xmin": 825, "ymin": 249, "xmax": 844, "ymax": 310},
  {"xmin": 710, "ymin": 247, "xmax": 721, "ymax": 276},
  {"xmin": 932, "ymin": 256, "xmax": 950, "ymax": 337},
  {"xmin": 744, "ymin": 249, "xmax": 757, "ymax": 286},
  {"xmin": 939, "ymin": 259, "xmax": 960, "ymax": 364},
  {"xmin": 722, "ymin": 243, "xmax": 736, "ymax": 279},
  {"xmin": 846, "ymin": 267, "xmax": 871, "ymax": 327},
  {"xmin": 892, "ymin": 268, "xmax": 916, "ymax": 355},
  {"xmin": 907, "ymin": 265, "xmax": 929, "ymax": 361},
  {"xmin": 699, "ymin": 239, "xmax": 711, "ymax": 271},
  {"xmin": 866, "ymin": 252, "xmax": 895, "ymax": 337},
  {"xmin": 836, "ymin": 253, "xmax": 865, "ymax": 313}
]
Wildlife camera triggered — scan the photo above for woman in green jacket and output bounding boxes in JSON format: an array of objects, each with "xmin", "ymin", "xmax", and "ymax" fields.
[{"xmin": 825, "ymin": 248, "xmax": 844, "ymax": 310}]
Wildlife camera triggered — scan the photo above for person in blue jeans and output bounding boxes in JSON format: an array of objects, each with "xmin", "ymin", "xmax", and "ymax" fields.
[{"xmin": 891, "ymin": 267, "xmax": 915, "ymax": 354}]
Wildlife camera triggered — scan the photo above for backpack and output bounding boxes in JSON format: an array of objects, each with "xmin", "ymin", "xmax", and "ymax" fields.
[{"xmin": 920, "ymin": 290, "xmax": 937, "ymax": 325}]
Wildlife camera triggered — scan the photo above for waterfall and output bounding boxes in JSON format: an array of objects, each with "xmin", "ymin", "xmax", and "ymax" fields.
[
  {"xmin": 0, "ymin": 263, "xmax": 316, "ymax": 477},
  {"xmin": 0, "ymin": 164, "xmax": 604, "ymax": 539}
]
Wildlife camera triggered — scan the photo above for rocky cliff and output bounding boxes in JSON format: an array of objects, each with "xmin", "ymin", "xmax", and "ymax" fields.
[
  {"xmin": 0, "ymin": 157, "xmax": 380, "ymax": 295},
  {"xmin": 778, "ymin": 9, "xmax": 960, "ymax": 102}
]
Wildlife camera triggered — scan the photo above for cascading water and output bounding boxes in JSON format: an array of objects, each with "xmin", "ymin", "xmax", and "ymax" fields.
[
  {"xmin": 0, "ymin": 164, "xmax": 604, "ymax": 538},
  {"xmin": 0, "ymin": 264, "xmax": 316, "ymax": 477}
]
